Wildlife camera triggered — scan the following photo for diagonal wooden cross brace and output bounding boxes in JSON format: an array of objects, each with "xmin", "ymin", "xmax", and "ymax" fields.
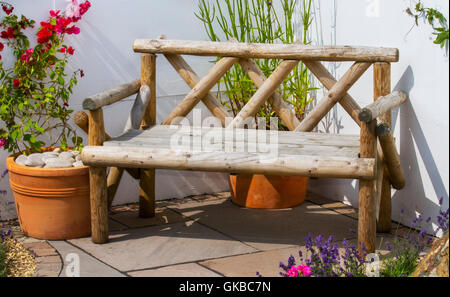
[
  {"xmin": 302, "ymin": 61, "xmax": 363, "ymax": 127},
  {"xmin": 228, "ymin": 60, "xmax": 299, "ymax": 129},
  {"xmin": 295, "ymin": 62, "xmax": 371, "ymax": 132},
  {"xmin": 158, "ymin": 35, "xmax": 230, "ymax": 127},
  {"xmin": 162, "ymin": 56, "xmax": 238, "ymax": 125},
  {"xmin": 238, "ymin": 58, "xmax": 301, "ymax": 131}
]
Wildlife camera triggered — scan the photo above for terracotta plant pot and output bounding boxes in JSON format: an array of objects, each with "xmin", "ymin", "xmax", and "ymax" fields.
[
  {"xmin": 229, "ymin": 173, "xmax": 308, "ymax": 209},
  {"xmin": 6, "ymin": 152, "xmax": 91, "ymax": 240}
]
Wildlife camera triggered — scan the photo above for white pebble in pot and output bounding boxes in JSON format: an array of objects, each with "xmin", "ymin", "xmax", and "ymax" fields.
[
  {"xmin": 24, "ymin": 153, "xmax": 45, "ymax": 167},
  {"xmin": 42, "ymin": 152, "xmax": 59, "ymax": 161},
  {"xmin": 15, "ymin": 155, "xmax": 28, "ymax": 166},
  {"xmin": 72, "ymin": 161, "xmax": 84, "ymax": 167},
  {"xmin": 44, "ymin": 159, "xmax": 74, "ymax": 168},
  {"xmin": 59, "ymin": 151, "xmax": 74, "ymax": 159}
]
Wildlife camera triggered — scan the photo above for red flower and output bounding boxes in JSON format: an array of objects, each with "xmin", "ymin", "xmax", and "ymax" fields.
[
  {"xmin": 59, "ymin": 47, "xmax": 66, "ymax": 53},
  {"xmin": 80, "ymin": 69, "xmax": 84, "ymax": 77},
  {"xmin": 55, "ymin": 17, "xmax": 71, "ymax": 33},
  {"xmin": 66, "ymin": 25, "xmax": 80, "ymax": 35},
  {"xmin": 20, "ymin": 48, "xmax": 34, "ymax": 64},
  {"xmin": 1, "ymin": 27, "xmax": 15, "ymax": 39},
  {"xmin": 50, "ymin": 10, "xmax": 60, "ymax": 17},
  {"xmin": 0, "ymin": 42, "xmax": 4, "ymax": 51},
  {"xmin": 0, "ymin": 137, "xmax": 7, "ymax": 148},
  {"xmin": 67, "ymin": 46, "xmax": 75, "ymax": 55},
  {"xmin": 13, "ymin": 78, "xmax": 20, "ymax": 87},
  {"xmin": 1, "ymin": 3, "xmax": 13, "ymax": 15},
  {"xmin": 37, "ymin": 27, "xmax": 53, "ymax": 44}
]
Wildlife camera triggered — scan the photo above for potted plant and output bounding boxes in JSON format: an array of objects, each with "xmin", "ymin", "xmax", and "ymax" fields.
[
  {"xmin": 196, "ymin": 0, "xmax": 316, "ymax": 209},
  {"xmin": 0, "ymin": 1, "xmax": 91, "ymax": 239}
]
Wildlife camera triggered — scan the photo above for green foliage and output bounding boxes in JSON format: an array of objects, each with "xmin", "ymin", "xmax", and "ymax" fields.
[
  {"xmin": 196, "ymin": 0, "xmax": 317, "ymax": 129},
  {"xmin": 406, "ymin": 0, "xmax": 449, "ymax": 49},
  {"xmin": 1, "ymin": 3, "xmax": 86, "ymax": 154}
]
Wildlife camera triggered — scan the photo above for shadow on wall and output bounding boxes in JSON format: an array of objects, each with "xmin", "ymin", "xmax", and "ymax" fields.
[
  {"xmin": 309, "ymin": 65, "xmax": 448, "ymax": 234},
  {"xmin": 392, "ymin": 66, "xmax": 448, "ymax": 232}
]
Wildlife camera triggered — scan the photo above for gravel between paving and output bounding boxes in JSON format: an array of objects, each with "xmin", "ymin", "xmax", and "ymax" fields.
[{"xmin": 2, "ymin": 237, "xmax": 36, "ymax": 277}]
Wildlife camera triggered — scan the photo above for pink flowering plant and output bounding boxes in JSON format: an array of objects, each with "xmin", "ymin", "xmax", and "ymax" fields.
[{"xmin": 0, "ymin": 1, "xmax": 90, "ymax": 154}]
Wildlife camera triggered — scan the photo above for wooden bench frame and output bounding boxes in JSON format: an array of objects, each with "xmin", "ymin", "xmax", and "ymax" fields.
[{"xmin": 78, "ymin": 38, "xmax": 407, "ymax": 254}]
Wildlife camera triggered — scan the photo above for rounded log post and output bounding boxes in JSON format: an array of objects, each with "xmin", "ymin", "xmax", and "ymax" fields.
[
  {"xmin": 377, "ymin": 123, "xmax": 405, "ymax": 190},
  {"xmin": 139, "ymin": 54, "xmax": 157, "ymax": 218},
  {"xmin": 373, "ymin": 62, "xmax": 392, "ymax": 233},
  {"xmin": 358, "ymin": 120, "xmax": 377, "ymax": 254},
  {"xmin": 88, "ymin": 108, "xmax": 108, "ymax": 244}
]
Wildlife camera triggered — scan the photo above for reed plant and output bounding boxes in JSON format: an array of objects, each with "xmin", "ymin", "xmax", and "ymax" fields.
[{"xmin": 196, "ymin": 0, "xmax": 316, "ymax": 129}]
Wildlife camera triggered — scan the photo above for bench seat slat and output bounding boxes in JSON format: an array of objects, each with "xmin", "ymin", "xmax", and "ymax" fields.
[{"xmin": 81, "ymin": 125, "xmax": 374, "ymax": 179}]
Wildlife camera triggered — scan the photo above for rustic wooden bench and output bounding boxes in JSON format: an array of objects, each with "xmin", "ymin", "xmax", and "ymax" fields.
[{"xmin": 77, "ymin": 38, "xmax": 407, "ymax": 253}]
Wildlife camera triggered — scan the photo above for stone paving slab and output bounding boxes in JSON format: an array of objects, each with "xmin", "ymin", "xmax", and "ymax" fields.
[
  {"xmin": 48, "ymin": 240, "xmax": 125, "ymax": 277},
  {"xmin": 68, "ymin": 220, "xmax": 257, "ymax": 272},
  {"xmin": 169, "ymin": 199, "xmax": 358, "ymax": 251},
  {"xmin": 128, "ymin": 263, "xmax": 221, "ymax": 277},
  {"xmin": 321, "ymin": 202, "xmax": 359, "ymax": 220}
]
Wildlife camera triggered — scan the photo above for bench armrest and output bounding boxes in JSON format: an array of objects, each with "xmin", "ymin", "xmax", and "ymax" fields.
[
  {"xmin": 358, "ymin": 91, "xmax": 407, "ymax": 123},
  {"xmin": 82, "ymin": 79, "xmax": 140, "ymax": 110}
]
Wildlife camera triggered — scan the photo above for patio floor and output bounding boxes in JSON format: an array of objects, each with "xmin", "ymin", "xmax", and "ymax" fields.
[{"xmin": 28, "ymin": 191, "xmax": 403, "ymax": 277}]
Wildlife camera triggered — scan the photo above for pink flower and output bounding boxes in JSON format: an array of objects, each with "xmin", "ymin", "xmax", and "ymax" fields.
[
  {"xmin": 0, "ymin": 137, "xmax": 7, "ymax": 148},
  {"xmin": 298, "ymin": 264, "xmax": 311, "ymax": 276},
  {"xmin": 50, "ymin": 10, "xmax": 60, "ymax": 17},
  {"xmin": 286, "ymin": 267, "xmax": 298, "ymax": 277},
  {"xmin": 65, "ymin": 0, "xmax": 81, "ymax": 19},
  {"xmin": 66, "ymin": 25, "xmax": 80, "ymax": 35},
  {"xmin": 20, "ymin": 48, "xmax": 34, "ymax": 64},
  {"xmin": 286, "ymin": 265, "xmax": 311, "ymax": 277}
]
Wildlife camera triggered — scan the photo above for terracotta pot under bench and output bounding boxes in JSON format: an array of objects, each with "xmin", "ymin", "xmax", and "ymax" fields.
[
  {"xmin": 229, "ymin": 173, "xmax": 309, "ymax": 209},
  {"xmin": 6, "ymin": 153, "xmax": 91, "ymax": 240}
]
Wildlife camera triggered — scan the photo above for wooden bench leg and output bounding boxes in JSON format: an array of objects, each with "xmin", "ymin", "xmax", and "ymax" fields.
[
  {"xmin": 88, "ymin": 109, "xmax": 108, "ymax": 243},
  {"xmin": 90, "ymin": 166, "xmax": 109, "ymax": 243},
  {"xmin": 374, "ymin": 62, "xmax": 392, "ymax": 233},
  {"xmin": 139, "ymin": 169, "xmax": 155, "ymax": 218},
  {"xmin": 138, "ymin": 53, "xmax": 157, "ymax": 218},
  {"xmin": 358, "ymin": 120, "xmax": 377, "ymax": 254}
]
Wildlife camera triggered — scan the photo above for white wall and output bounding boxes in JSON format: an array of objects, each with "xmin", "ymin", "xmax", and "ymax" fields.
[
  {"xmin": 306, "ymin": 0, "xmax": 449, "ymax": 236},
  {"xmin": 1, "ymin": 0, "xmax": 448, "ymax": 236},
  {"xmin": 0, "ymin": 0, "xmax": 229, "ymax": 220}
]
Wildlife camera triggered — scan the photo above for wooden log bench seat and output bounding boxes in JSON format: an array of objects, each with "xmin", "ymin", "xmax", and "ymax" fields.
[
  {"xmin": 82, "ymin": 125, "xmax": 374, "ymax": 179},
  {"xmin": 76, "ymin": 38, "xmax": 408, "ymax": 255}
]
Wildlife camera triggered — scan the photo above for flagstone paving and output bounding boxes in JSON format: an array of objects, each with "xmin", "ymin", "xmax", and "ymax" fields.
[{"xmin": 14, "ymin": 191, "xmax": 409, "ymax": 277}]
